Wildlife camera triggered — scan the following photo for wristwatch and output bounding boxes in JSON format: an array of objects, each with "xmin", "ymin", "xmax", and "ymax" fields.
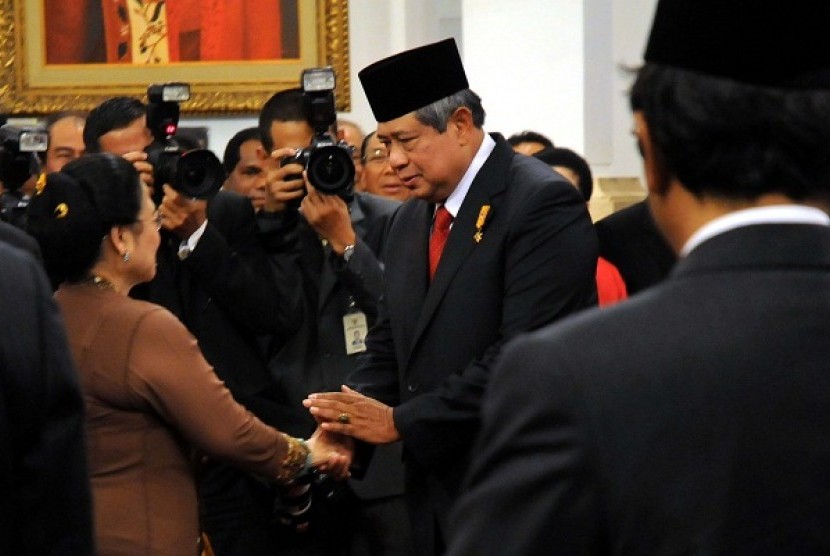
[{"xmin": 341, "ymin": 243, "xmax": 355, "ymax": 263}]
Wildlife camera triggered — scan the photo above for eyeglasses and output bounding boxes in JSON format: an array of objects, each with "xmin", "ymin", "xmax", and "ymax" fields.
[{"xmin": 364, "ymin": 148, "xmax": 389, "ymax": 165}]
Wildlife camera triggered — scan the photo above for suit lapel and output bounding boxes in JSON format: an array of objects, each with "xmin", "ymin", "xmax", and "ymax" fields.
[{"xmin": 407, "ymin": 137, "xmax": 511, "ymax": 356}]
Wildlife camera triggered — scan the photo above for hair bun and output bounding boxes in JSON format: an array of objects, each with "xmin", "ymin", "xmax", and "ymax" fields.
[
  {"xmin": 26, "ymin": 153, "xmax": 144, "ymax": 286},
  {"xmin": 26, "ymin": 168, "xmax": 108, "ymax": 285},
  {"xmin": 31, "ymin": 171, "xmax": 103, "ymax": 227}
]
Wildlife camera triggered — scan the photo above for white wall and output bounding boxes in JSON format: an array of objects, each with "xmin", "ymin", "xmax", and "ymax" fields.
[
  {"xmin": 183, "ymin": 0, "xmax": 657, "ymax": 180},
  {"xmin": 464, "ymin": 0, "xmax": 585, "ymax": 151}
]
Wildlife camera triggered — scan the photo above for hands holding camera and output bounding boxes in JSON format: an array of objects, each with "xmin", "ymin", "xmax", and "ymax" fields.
[
  {"xmin": 263, "ymin": 147, "xmax": 306, "ymax": 212},
  {"xmin": 263, "ymin": 147, "xmax": 356, "ymax": 254},
  {"xmin": 121, "ymin": 150, "xmax": 155, "ymax": 193}
]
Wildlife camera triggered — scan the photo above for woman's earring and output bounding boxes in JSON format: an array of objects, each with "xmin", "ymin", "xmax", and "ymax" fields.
[{"xmin": 122, "ymin": 251, "xmax": 131, "ymax": 263}]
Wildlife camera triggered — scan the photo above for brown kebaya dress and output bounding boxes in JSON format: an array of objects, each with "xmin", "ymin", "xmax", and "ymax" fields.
[{"xmin": 56, "ymin": 283, "xmax": 291, "ymax": 555}]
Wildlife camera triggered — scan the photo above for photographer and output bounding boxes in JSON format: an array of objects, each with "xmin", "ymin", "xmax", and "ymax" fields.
[
  {"xmin": 84, "ymin": 95, "xmax": 305, "ymax": 555},
  {"xmin": 257, "ymin": 84, "xmax": 413, "ymax": 556},
  {"xmin": 0, "ymin": 125, "xmax": 46, "ymax": 229},
  {"xmin": 42, "ymin": 111, "xmax": 87, "ymax": 173}
]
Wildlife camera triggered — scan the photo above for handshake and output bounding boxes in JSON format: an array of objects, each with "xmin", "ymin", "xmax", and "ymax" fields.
[
  {"xmin": 299, "ymin": 385, "xmax": 398, "ymax": 482},
  {"xmin": 304, "ymin": 385, "xmax": 400, "ymax": 445}
]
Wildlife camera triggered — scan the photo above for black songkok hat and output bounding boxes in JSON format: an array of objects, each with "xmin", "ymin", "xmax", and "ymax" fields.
[
  {"xmin": 644, "ymin": 0, "xmax": 830, "ymax": 88},
  {"xmin": 359, "ymin": 38, "xmax": 469, "ymax": 122}
]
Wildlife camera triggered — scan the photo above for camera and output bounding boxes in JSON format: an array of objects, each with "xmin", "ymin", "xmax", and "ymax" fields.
[
  {"xmin": 145, "ymin": 83, "xmax": 225, "ymax": 200},
  {"xmin": 0, "ymin": 124, "xmax": 47, "ymax": 227},
  {"xmin": 280, "ymin": 67, "xmax": 355, "ymax": 201},
  {"xmin": 0, "ymin": 125, "xmax": 46, "ymax": 192}
]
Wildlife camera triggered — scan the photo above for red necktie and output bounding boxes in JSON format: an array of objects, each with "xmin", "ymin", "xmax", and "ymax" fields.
[{"xmin": 429, "ymin": 205, "xmax": 453, "ymax": 281}]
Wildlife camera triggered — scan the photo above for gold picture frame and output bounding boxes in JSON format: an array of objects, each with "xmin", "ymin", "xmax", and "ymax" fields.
[{"xmin": 0, "ymin": 0, "xmax": 350, "ymax": 115}]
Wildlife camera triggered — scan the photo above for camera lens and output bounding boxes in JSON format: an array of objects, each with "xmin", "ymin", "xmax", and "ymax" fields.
[
  {"xmin": 175, "ymin": 150, "xmax": 225, "ymax": 199},
  {"xmin": 307, "ymin": 145, "xmax": 355, "ymax": 195},
  {"xmin": 146, "ymin": 143, "xmax": 225, "ymax": 200}
]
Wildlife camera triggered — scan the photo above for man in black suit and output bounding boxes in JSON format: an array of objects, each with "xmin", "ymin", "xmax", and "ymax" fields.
[
  {"xmin": 257, "ymin": 88, "xmax": 413, "ymax": 555},
  {"xmin": 304, "ymin": 39, "xmax": 598, "ymax": 555},
  {"xmin": 0, "ymin": 243, "xmax": 94, "ymax": 554},
  {"xmin": 447, "ymin": 1, "xmax": 830, "ymax": 554},
  {"xmin": 84, "ymin": 97, "xmax": 302, "ymax": 555}
]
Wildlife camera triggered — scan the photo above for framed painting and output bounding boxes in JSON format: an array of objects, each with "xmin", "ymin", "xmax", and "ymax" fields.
[{"xmin": 0, "ymin": 0, "xmax": 350, "ymax": 115}]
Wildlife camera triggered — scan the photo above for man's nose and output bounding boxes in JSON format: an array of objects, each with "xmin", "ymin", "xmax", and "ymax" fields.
[{"xmin": 388, "ymin": 143, "xmax": 407, "ymax": 169}]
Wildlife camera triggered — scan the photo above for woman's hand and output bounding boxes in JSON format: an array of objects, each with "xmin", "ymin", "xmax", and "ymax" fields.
[{"xmin": 305, "ymin": 428, "xmax": 354, "ymax": 480}]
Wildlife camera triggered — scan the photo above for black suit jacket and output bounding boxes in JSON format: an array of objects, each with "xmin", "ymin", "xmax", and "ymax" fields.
[
  {"xmin": 448, "ymin": 223, "xmax": 830, "ymax": 555},
  {"xmin": 268, "ymin": 192, "xmax": 405, "ymax": 500},
  {"xmin": 138, "ymin": 190, "xmax": 300, "ymax": 406},
  {"xmin": 594, "ymin": 199, "xmax": 676, "ymax": 294},
  {"xmin": 0, "ymin": 244, "xmax": 94, "ymax": 555},
  {"xmin": 0, "ymin": 221, "xmax": 41, "ymax": 263},
  {"xmin": 348, "ymin": 134, "xmax": 598, "ymax": 553}
]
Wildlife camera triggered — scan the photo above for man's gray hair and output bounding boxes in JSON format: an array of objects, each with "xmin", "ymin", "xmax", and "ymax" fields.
[{"xmin": 414, "ymin": 89, "xmax": 486, "ymax": 132}]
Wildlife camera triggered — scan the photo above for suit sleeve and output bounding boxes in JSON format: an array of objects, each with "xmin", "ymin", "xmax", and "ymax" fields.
[
  {"xmin": 330, "ymin": 237, "xmax": 384, "ymax": 323},
  {"xmin": 446, "ymin": 333, "xmax": 603, "ymax": 556},
  {"xmin": 394, "ymin": 181, "xmax": 598, "ymax": 471},
  {"xmin": 126, "ymin": 307, "xmax": 290, "ymax": 478},
  {"xmin": 4, "ymin": 253, "xmax": 94, "ymax": 554},
  {"xmin": 330, "ymin": 196, "xmax": 399, "ymax": 323},
  {"xmin": 347, "ymin": 296, "xmax": 401, "ymax": 406},
  {"xmin": 184, "ymin": 193, "xmax": 302, "ymax": 336},
  {"xmin": 344, "ymin": 205, "xmax": 404, "ymax": 406}
]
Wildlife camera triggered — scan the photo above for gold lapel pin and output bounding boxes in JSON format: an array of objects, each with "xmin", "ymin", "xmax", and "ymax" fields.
[{"xmin": 474, "ymin": 205, "xmax": 491, "ymax": 243}]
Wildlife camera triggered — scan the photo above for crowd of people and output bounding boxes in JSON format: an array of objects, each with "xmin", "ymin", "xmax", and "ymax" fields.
[{"xmin": 2, "ymin": 0, "xmax": 830, "ymax": 555}]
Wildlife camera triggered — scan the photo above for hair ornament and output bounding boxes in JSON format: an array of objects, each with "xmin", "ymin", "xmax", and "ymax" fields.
[
  {"xmin": 54, "ymin": 202, "xmax": 69, "ymax": 219},
  {"xmin": 35, "ymin": 172, "xmax": 47, "ymax": 195}
]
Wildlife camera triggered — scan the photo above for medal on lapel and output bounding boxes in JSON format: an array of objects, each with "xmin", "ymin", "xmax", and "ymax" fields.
[{"xmin": 474, "ymin": 205, "xmax": 491, "ymax": 243}]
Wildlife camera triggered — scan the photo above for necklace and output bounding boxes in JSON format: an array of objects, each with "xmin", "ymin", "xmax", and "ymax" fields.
[{"xmin": 78, "ymin": 275, "xmax": 118, "ymax": 292}]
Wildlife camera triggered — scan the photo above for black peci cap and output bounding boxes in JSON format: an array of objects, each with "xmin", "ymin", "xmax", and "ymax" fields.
[
  {"xmin": 359, "ymin": 38, "xmax": 469, "ymax": 122},
  {"xmin": 644, "ymin": 0, "xmax": 830, "ymax": 88}
]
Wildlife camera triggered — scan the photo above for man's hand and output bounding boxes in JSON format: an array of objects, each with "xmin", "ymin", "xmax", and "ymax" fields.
[
  {"xmin": 305, "ymin": 428, "xmax": 354, "ymax": 480},
  {"xmin": 301, "ymin": 183, "xmax": 356, "ymax": 254},
  {"xmin": 121, "ymin": 150, "xmax": 154, "ymax": 193},
  {"xmin": 159, "ymin": 184, "xmax": 208, "ymax": 239},
  {"xmin": 303, "ymin": 386, "xmax": 400, "ymax": 444},
  {"xmin": 262, "ymin": 147, "xmax": 306, "ymax": 212}
]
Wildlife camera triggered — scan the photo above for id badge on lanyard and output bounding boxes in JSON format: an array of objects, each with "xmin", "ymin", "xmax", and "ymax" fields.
[{"xmin": 342, "ymin": 297, "xmax": 368, "ymax": 355}]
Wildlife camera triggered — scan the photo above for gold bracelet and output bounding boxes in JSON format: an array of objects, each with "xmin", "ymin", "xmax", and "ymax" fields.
[{"xmin": 275, "ymin": 433, "xmax": 311, "ymax": 483}]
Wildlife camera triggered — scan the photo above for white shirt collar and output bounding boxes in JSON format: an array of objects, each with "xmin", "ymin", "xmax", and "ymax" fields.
[
  {"xmin": 681, "ymin": 204, "xmax": 830, "ymax": 257},
  {"xmin": 441, "ymin": 133, "xmax": 496, "ymax": 218}
]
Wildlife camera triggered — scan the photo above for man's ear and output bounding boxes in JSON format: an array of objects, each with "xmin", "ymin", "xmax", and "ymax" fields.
[
  {"xmin": 449, "ymin": 107, "xmax": 475, "ymax": 145},
  {"xmin": 634, "ymin": 112, "xmax": 671, "ymax": 197}
]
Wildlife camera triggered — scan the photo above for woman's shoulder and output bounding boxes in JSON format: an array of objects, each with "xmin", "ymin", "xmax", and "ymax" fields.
[{"xmin": 57, "ymin": 285, "xmax": 182, "ymax": 336}]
